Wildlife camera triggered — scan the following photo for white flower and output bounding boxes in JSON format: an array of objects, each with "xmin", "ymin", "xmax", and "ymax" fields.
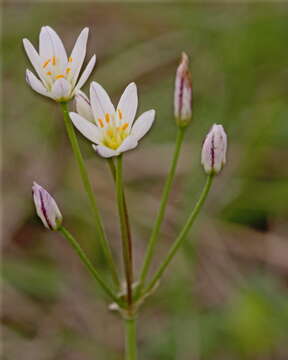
[
  {"xmin": 32, "ymin": 182, "xmax": 63, "ymax": 230},
  {"xmin": 70, "ymin": 82, "xmax": 156, "ymax": 158},
  {"xmin": 23, "ymin": 26, "xmax": 96, "ymax": 102},
  {"xmin": 174, "ymin": 52, "xmax": 192, "ymax": 126},
  {"xmin": 201, "ymin": 124, "xmax": 227, "ymax": 175}
]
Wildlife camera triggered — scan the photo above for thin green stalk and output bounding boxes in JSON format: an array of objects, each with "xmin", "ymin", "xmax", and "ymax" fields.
[
  {"xmin": 145, "ymin": 174, "xmax": 214, "ymax": 294},
  {"xmin": 59, "ymin": 226, "xmax": 121, "ymax": 306},
  {"xmin": 138, "ymin": 127, "xmax": 186, "ymax": 290},
  {"xmin": 115, "ymin": 155, "xmax": 133, "ymax": 306},
  {"xmin": 124, "ymin": 317, "xmax": 137, "ymax": 360},
  {"xmin": 107, "ymin": 158, "xmax": 133, "ymax": 276},
  {"xmin": 60, "ymin": 102, "xmax": 119, "ymax": 287}
]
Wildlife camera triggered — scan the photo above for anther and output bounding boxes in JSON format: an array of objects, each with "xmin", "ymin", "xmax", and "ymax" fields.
[{"xmin": 105, "ymin": 113, "xmax": 110, "ymax": 123}]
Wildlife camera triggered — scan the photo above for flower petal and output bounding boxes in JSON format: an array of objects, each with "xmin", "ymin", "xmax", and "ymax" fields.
[
  {"xmin": 69, "ymin": 27, "xmax": 89, "ymax": 85},
  {"xmin": 131, "ymin": 109, "xmax": 155, "ymax": 142},
  {"xmin": 90, "ymin": 81, "xmax": 115, "ymax": 123},
  {"xmin": 51, "ymin": 78, "xmax": 72, "ymax": 101},
  {"xmin": 116, "ymin": 82, "xmax": 138, "ymax": 128},
  {"xmin": 92, "ymin": 144, "xmax": 118, "ymax": 158},
  {"xmin": 75, "ymin": 91, "xmax": 94, "ymax": 122},
  {"xmin": 23, "ymin": 38, "xmax": 48, "ymax": 86},
  {"xmin": 39, "ymin": 26, "xmax": 54, "ymax": 60},
  {"xmin": 41, "ymin": 26, "xmax": 67, "ymax": 67},
  {"xmin": 69, "ymin": 112, "xmax": 101, "ymax": 144},
  {"xmin": 117, "ymin": 135, "xmax": 138, "ymax": 154},
  {"xmin": 74, "ymin": 54, "xmax": 96, "ymax": 92},
  {"xmin": 26, "ymin": 69, "xmax": 51, "ymax": 98}
]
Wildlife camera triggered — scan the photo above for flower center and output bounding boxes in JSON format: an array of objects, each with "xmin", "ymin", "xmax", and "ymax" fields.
[
  {"xmin": 42, "ymin": 56, "xmax": 72, "ymax": 83},
  {"xmin": 102, "ymin": 123, "xmax": 129, "ymax": 150}
]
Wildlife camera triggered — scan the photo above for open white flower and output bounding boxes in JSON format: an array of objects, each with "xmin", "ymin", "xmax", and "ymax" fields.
[
  {"xmin": 70, "ymin": 82, "xmax": 156, "ymax": 158},
  {"xmin": 23, "ymin": 26, "xmax": 96, "ymax": 102}
]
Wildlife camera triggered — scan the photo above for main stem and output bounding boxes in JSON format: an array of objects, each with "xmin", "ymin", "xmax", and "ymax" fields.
[
  {"xmin": 138, "ymin": 127, "xmax": 186, "ymax": 291},
  {"xmin": 145, "ymin": 174, "xmax": 214, "ymax": 294},
  {"xmin": 59, "ymin": 226, "xmax": 121, "ymax": 306},
  {"xmin": 124, "ymin": 317, "xmax": 137, "ymax": 360},
  {"xmin": 60, "ymin": 102, "xmax": 119, "ymax": 287},
  {"xmin": 115, "ymin": 155, "xmax": 133, "ymax": 306}
]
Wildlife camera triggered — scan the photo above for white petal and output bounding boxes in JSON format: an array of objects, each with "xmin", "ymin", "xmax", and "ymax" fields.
[
  {"xmin": 93, "ymin": 144, "xmax": 118, "ymax": 158},
  {"xmin": 90, "ymin": 81, "xmax": 115, "ymax": 122},
  {"xmin": 117, "ymin": 135, "xmax": 138, "ymax": 154},
  {"xmin": 23, "ymin": 38, "xmax": 48, "ymax": 85},
  {"xmin": 131, "ymin": 109, "xmax": 155, "ymax": 142},
  {"xmin": 39, "ymin": 26, "xmax": 54, "ymax": 59},
  {"xmin": 25, "ymin": 69, "xmax": 51, "ymax": 98},
  {"xmin": 74, "ymin": 54, "xmax": 96, "ymax": 92},
  {"xmin": 69, "ymin": 112, "xmax": 101, "ymax": 144},
  {"xmin": 75, "ymin": 91, "xmax": 94, "ymax": 122},
  {"xmin": 69, "ymin": 27, "xmax": 89, "ymax": 84},
  {"xmin": 116, "ymin": 82, "xmax": 138, "ymax": 128},
  {"xmin": 51, "ymin": 78, "xmax": 72, "ymax": 101},
  {"xmin": 41, "ymin": 26, "xmax": 67, "ymax": 66}
]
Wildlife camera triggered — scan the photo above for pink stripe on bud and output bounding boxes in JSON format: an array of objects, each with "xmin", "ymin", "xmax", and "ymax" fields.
[
  {"xmin": 201, "ymin": 124, "xmax": 227, "ymax": 175},
  {"xmin": 174, "ymin": 52, "xmax": 192, "ymax": 127},
  {"xmin": 32, "ymin": 182, "xmax": 63, "ymax": 231}
]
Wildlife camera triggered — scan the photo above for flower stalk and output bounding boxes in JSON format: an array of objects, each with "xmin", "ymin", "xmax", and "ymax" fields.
[
  {"xmin": 60, "ymin": 102, "xmax": 119, "ymax": 287},
  {"xmin": 59, "ymin": 226, "xmax": 121, "ymax": 306},
  {"xmin": 115, "ymin": 155, "xmax": 133, "ymax": 307},
  {"xmin": 138, "ymin": 126, "xmax": 186, "ymax": 293},
  {"xmin": 145, "ymin": 174, "xmax": 214, "ymax": 294}
]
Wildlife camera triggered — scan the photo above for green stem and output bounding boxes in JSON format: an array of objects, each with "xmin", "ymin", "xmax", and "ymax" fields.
[
  {"xmin": 59, "ymin": 226, "xmax": 121, "ymax": 306},
  {"xmin": 124, "ymin": 317, "xmax": 137, "ymax": 360},
  {"xmin": 60, "ymin": 102, "xmax": 119, "ymax": 287},
  {"xmin": 107, "ymin": 158, "xmax": 133, "ymax": 278},
  {"xmin": 145, "ymin": 174, "xmax": 214, "ymax": 294},
  {"xmin": 138, "ymin": 127, "xmax": 186, "ymax": 291},
  {"xmin": 115, "ymin": 155, "xmax": 133, "ymax": 306}
]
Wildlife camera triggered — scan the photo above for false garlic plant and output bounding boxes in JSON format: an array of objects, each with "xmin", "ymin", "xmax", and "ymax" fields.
[{"xmin": 24, "ymin": 27, "xmax": 228, "ymax": 360}]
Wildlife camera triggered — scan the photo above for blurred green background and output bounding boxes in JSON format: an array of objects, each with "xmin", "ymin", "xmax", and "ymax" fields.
[{"xmin": 2, "ymin": 2, "xmax": 288, "ymax": 359}]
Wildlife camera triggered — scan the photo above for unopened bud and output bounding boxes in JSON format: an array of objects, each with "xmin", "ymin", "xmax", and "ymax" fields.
[
  {"xmin": 201, "ymin": 124, "xmax": 227, "ymax": 175},
  {"xmin": 174, "ymin": 52, "xmax": 192, "ymax": 127},
  {"xmin": 32, "ymin": 182, "xmax": 63, "ymax": 230}
]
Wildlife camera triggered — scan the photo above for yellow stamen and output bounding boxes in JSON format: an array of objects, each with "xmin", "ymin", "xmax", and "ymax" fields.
[
  {"xmin": 118, "ymin": 109, "xmax": 123, "ymax": 120},
  {"xmin": 102, "ymin": 124, "xmax": 129, "ymax": 150},
  {"xmin": 98, "ymin": 118, "xmax": 104, "ymax": 128},
  {"xmin": 107, "ymin": 129, "xmax": 114, "ymax": 137},
  {"xmin": 52, "ymin": 56, "xmax": 56, "ymax": 65},
  {"xmin": 66, "ymin": 67, "xmax": 71, "ymax": 74},
  {"xmin": 47, "ymin": 71, "xmax": 52, "ymax": 75},
  {"xmin": 43, "ymin": 59, "xmax": 51, "ymax": 68},
  {"xmin": 55, "ymin": 74, "xmax": 65, "ymax": 79},
  {"xmin": 68, "ymin": 57, "xmax": 73, "ymax": 63},
  {"xmin": 105, "ymin": 113, "xmax": 110, "ymax": 123}
]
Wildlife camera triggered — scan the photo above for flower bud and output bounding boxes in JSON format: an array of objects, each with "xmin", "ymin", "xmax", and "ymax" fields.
[
  {"xmin": 201, "ymin": 124, "xmax": 227, "ymax": 175},
  {"xmin": 32, "ymin": 182, "xmax": 63, "ymax": 230},
  {"xmin": 174, "ymin": 52, "xmax": 192, "ymax": 127}
]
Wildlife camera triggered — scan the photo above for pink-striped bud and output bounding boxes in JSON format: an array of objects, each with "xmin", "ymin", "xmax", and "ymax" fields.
[
  {"xmin": 201, "ymin": 124, "xmax": 227, "ymax": 175},
  {"xmin": 174, "ymin": 52, "xmax": 192, "ymax": 127},
  {"xmin": 32, "ymin": 182, "xmax": 63, "ymax": 231}
]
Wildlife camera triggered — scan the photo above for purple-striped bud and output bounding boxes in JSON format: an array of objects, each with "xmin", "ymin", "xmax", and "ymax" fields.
[
  {"xmin": 174, "ymin": 52, "xmax": 192, "ymax": 127},
  {"xmin": 201, "ymin": 124, "xmax": 227, "ymax": 175},
  {"xmin": 32, "ymin": 182, "xmax": 63, "ymax": 231}
]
